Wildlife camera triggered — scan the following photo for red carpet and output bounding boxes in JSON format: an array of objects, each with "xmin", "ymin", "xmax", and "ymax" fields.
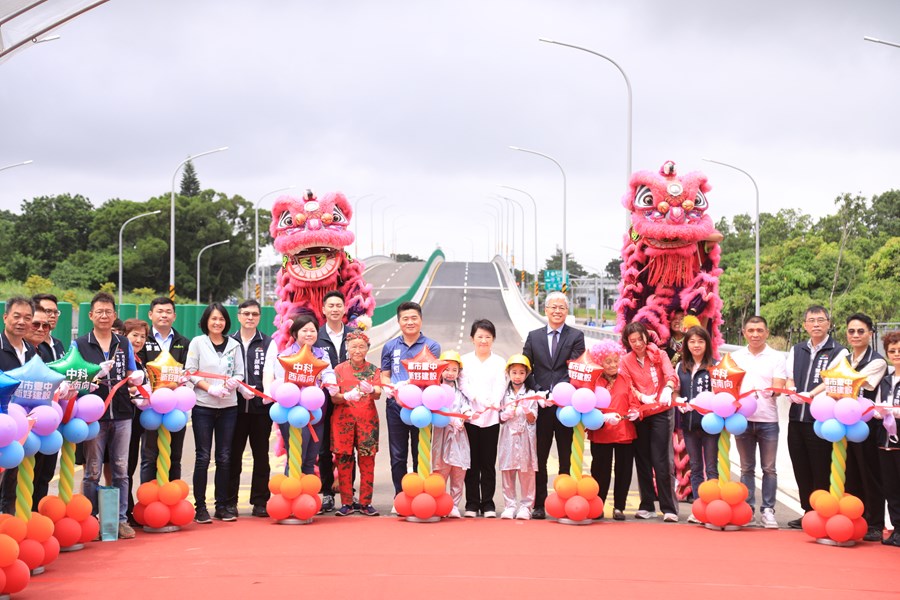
[{"xmin": 25, "ymin": 516, "xmax": 897, "ymax": 599}]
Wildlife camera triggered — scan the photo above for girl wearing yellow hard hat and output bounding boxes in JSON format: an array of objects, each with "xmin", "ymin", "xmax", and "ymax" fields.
[{"xmin": 432, "ymin": 350, "xmax": 472, "ymax": 518}]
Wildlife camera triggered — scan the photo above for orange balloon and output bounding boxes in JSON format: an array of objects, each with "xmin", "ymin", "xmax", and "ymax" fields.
[
  {"xmin": 698, "ymin": 480, "xmax": 721, "ymax": 503},
  {"xmin": 158, "ymin": 481, "xmax": 183, "ymax": 506},
  {"xmin": 1, "ymin": 560, "xmax": 29, "ymax": 595},
  {"xmin": 565, "ymin": 495, "xmax": 590, "ymax": 521},
  {"xmin": 705, "ymin": 499, "xmax": 732, "ymax": 527},
  {"xmin": 720, "ymin": 481, "xmax": 747, "ymax": 505},
  {"xmin": 38, "ymin": 495, "xmax": 66, "ymax": 523},
  {"xmin": 0, "ymin": 517, "xmax": 26, "ymax": 543},
  {"xmin": 169, "ymin": 500, "xmax": 195, "ymax": 527},
  {"xmin": 266, "ymin": 494, "xmax": 292, "ymax": 521},
  {"xmin": 41, "ymin": 536, "xmax": 60, "ymax": 566},
  {"xmin": 814, "ymin": 493, "xmax": 839, "ymax": 518},
  {"xmin": 0, "ymin": 535, "xmax": 18, "ymax": 568},
  {"xmin": 300, "ymin": 474, "xmax": 322, "ymax": 496},
  {"xmin": 26, "ymin": 514, "xmax": 54, "ymax": 543},
  {"xmin": 143, "ymin": 501, "xmax": 171, "ymax": 529},
  {"xmin": 280, "ymin": 476, "xmax": 302, "ymax": 500},
  {"xmin": 423, "ymin": 474, "xmax": 446, "ymax": 498},
  {"xmin": 77, "ymin": 517, "xmax": 99, "ymax": 544},
  {"xmin": 809, "ymin": 489, "xmax": 830, "ymax": 508},
  {"xmin": 411, "ymin": 493, "xmax": 437, "ymax": 520},
  {"xmin": 692, "ymin": 499, "xmax": 708, "ymax": 523},
  {"xmin": 132, "ymin": 503, "xmax": 146, "ymax": 526},
  {"xmin": 67, "ymin": 494, "xmax": 93, "ymax": 522},
  {"xmin": 173, "ymin": 479, "xmax": 190, "ymax": 499},
  {"xmin": 838, "ymin": 494, "xmax": 864, "ymax": 520},
  {"xmin": 851, "ymin": 516, "xmax": 869, "ymax": 541},
  {"xmin": 393, "ymin": 492, "xmax": 413, "ymax": 517},
  {"xmin": 16, "ymin": 539, "xmax": 43, "ymax": 571},
  {"xmin": 544, "ymin": 493, "xmax": 567, "ymax": 519},
  {"xmin": 587, "ymin": 496, "xmax": 604, "ymax": 519},
  {"xmin": 136, "ymin": 482, "xmax": 160, "ymax": 506},
  {"xmin": 292, "ymin": 494, "xmax": 318, "ymax": 520},
  {"xmin": 825, "ymin": 514, "xmax": 854, "ymax": 543},
  {"xmin": 52, "ymin": 517, "xmax": 81, "ymax": 547},
  {"xmin": 553, "ymin": 475, "xmax": 577, "ymax": 500},
  {"xmin": 268, "ymin": 474, "xmax": 287, "ymax": 495},
  {"xmin": 435, "ymin": 493, "xmax": 454, "ymax": 517},
  {"xmin": 401, "ymin": 473, "xmax": 425, "ymax": 496},
  {"xmin": 729, "ymin": 502, "xmax": 753, "ymax": 526},
  {"xmin": 576, "ymin": 476, "xmax": 600, "ymax": 500}
]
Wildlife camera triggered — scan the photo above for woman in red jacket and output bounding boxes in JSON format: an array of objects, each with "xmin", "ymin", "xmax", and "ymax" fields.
[{"xmin": 588, "ymin": 340, "xmax": 640, "ymax": 521}]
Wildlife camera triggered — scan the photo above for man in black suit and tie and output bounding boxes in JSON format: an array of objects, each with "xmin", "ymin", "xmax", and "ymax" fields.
[{"xmin": 522, "ymin": 291, "xmax": 585, "ymax": 519}]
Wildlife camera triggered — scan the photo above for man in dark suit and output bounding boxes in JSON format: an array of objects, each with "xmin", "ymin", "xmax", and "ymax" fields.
[{"xmin": 522, "ymin": 291, "xmax": 585, "ymax": 519}]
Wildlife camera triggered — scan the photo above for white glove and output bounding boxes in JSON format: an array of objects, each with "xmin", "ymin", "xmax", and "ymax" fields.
[
  {"xmin": 626, "ymin": 408, "xmax": 640, "ymax": 421},
  {"xmin": 605, "ymin": 413, "xmax": 621, "ymax": 426},
  {"xmin": 224, "ymin": 377, "xmax": 240, "ymax": 391},
  {"xmin": 325, "ymin": 384, "xmax": 339, "ymax": 395},
  {"xmin": 640, "ymin": 393, "xmax": 657, "ymax": 405},
  {"xmin": 359, "ymin": 380, "xmax": 375, "ymax": 394},
  {"xmin": 344, "ymin": 389, "xmax": 361, "ymax": 402},
  {"xmin": 892, "ymin": 408, "xmax": 900, "ymax": 419},
  {"xmin": 128, "ymin": 371, "xmax": 145, "ymax": 386},
  {"xmin": 57, "ymin": 381, "xmax": 71, "ymax": 399},
  {"xmin": 679, "ymin": 402, "xmax": 694, "ymax": 413},
  {"xmin": 130, "ymin": 395, "xmax": 149, "ymax": 409},
  {"xmin": 97, "ymin": 360, "xmax": 114, "ymax": 378},
  {"xmin": 451, "ymin": 418, "xmax": 465, "ymax": 431},
  {"xmin": 207, "ymin": 385, "xmax": 229, "ymax": 399},
  {"xmin": 659, "ymin": 387, "xmax": 673, "ymax": 406},
  {"xmin": 238, "ymin": 385, "xmax": 255, "ymax": 400}
]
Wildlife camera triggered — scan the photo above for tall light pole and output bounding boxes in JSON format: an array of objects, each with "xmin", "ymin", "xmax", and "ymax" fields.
[
  {"xmin": 481, "ymin": 211, "xmax": 499, "ymax": 257},
  {"xmin": 703, "ymin": 158, "xmax": 760, "ymax": 315},
  {"xmin": 487, "ymin": 197, "xmax": 508, "ymax": 263},
  {"xmin": 196, "ymin": 240, "xmax": 231, "ymax": 304},
  {"xmin": 380, "ymin": 204, "xmax": 398, "ymax": 255},
  {"xmin": 244, "ymin": 262, "xmax": 256, "ymax": 299},
  {"xmin": 0, "ymin": 160, "xmax": 33, "ymax": 173},
  {"xmin": 255, "ymin": 185, "xmax": 294, "ymax": 305},
  {"xmin": 169, "ymin": 146, "xmax": 228, "ymax": 300},
  {"xmin": 484, "ymin": 205, "xmax": 502, "ymax": 256},
  {"xmin": 500, "ymin": 185, "xmax": 540, "ymax": 308},
  {"xmin": 119, "ymin": 210, "xmax": 161, "ymax": 306},
  {"xmin": 351, "ymin": 193, "xmax": 374, "ymax": 258},
  {"xmin": 510, "ymin": 146, "xmax": 568, "ymax": 298},
  {"xmin": 864, "ymin": 36, "xmax": 900, "ymax": 49},
  {"xmin": 498, "ymin": 194, "xmax": 526, "ymax": 293}
]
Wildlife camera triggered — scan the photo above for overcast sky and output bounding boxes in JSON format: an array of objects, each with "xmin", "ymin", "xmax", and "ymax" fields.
[{"xmin": 2, "ymin": 0, "xmax": 899, "ymax": 273}]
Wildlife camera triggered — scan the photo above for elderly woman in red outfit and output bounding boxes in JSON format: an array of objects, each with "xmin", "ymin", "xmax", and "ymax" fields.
[
  {"xmin": 588, "ymin": 340, "xmax": 639, "ymax": 521},
  {"xmin": 618, "ymin": 321, "xmax": 680, "ymax": 522}
]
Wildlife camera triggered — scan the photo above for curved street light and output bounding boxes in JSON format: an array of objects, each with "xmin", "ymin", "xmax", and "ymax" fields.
[
  {"xmin": 864, "ymin": 36, "xmax": 900, "ymax": 49},
  {"xmin": 351, "ymin": 193, "xmax": 374, "ymax": 258},
  {"xmin": 196, "ymin": 240, "xmax": 231, "ymax": 304},
  {"xmin": 499, "ymin": 194, "xmax": 526, "ymax": 294},
  {"xmin": 119, "ymin": 210, "xmax": 161, "ymax": 306},
  {"xmin": 487, "ymin": 196, "xmax": 508, "ymax": 263},
  {"xmin": 484, "ymin": 205, "xmax": 502, "ymax": 256},
  {"xmin": 0, "ymin": 160, "xmax": 33, "ymax": 173},
  {"xmin": 500, "ymin": 185, "xmax": 540, "ymax": 308},
  {"xmin": 255, "ymin": 185, "xmax": 295, "ymax": 304}
]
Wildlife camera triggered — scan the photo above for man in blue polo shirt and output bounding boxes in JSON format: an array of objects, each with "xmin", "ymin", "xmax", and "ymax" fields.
[{"xmin": 380, "ymin": 301, "xmax": 440, "ymax": 498}]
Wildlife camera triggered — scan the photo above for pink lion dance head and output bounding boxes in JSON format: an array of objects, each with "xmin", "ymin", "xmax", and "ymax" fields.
[{"xmin": 270, "ymin": 189, "xmax": 374, "ymax": 350}]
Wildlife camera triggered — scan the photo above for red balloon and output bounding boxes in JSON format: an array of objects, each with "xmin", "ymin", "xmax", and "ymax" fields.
[
  {"xmin": 587, "ymin": 496, "xmax": 604, "ymax": 520},
  {"xmin": 411, "ymin": 493, "xmax": 437, "ymax": 520},
  {"xmin": 143, "ymin": 501, "xmax": 172, "ymax": 529},
  {"xmin": 851, "ymin": 517, "xmax": 869, "ymax": 541},
  {"xmin": 802, "ymin": 511, "xmax": 827, "ymax": 539},
  {"xmin": 692, "ymin": 499, "xmax": 708, "ymax": 523},
  {"xmin": 393, "ymin": 492, "xmax": 413, "ymax": 517},
  {"xmin": 729, "ymin": 502, "xmax": 753, "ymax": 526},
  {"xmin": 292, "ymin": 494, "xmax": 318, "ymax": 520},
  {"xmin": 434, "ymin": 493, "xmax": 454, "ymax": 517},
  {"xmin": 169, "ymin": 500, "xmax": 195, "ymax": 527},
  {"xmin": 266, "ymin": 494, "xmax": 292, "ymax": 521},
  {"xmin": 1, "ymin": 560, "xmax": 29, "ymax": 595},
  {"xmin": 53, "ymin": 517, "xmax": 81, "ymax": 547},
  {"xmin": 564, "ymin": 495, "xmax": 590, "ymax": 521},
  {"xmin": 544, "ymin": 493, "xmax": 567, "ymax": 519},
  {"xmin": 41, "ymin": 536, "xmax": 60, "ymax": 566},
  {"xmin": 132, "ymin": 503, "xmax": 146, "ymax": 526},
  {"xmin": 78, "ymin": 517, "xmax": 100, "ymax": 544},
  {"xmin": 16, "ymin": 539, "xmax": 43, "ymax": 571},
  {"xmin": 705, "ymin": 500, "xmax": 732, "ymax": 527},
  {"xmin": 825, "ymin": 514, "xmax": 854, "ymax": 543}
]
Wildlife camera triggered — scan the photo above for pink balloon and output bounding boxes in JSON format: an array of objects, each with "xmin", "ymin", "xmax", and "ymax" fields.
[
  {"xmin": 150, "ymin": 387, "xmax": 177, "ymax": 414},
  {"xmin": 736, "ymin": 395, "xmax": 757, "ymax": 418},
  {"xmin": 440, "ymin": 384, "xmax": 455, "ymax": 406},
  {"xmin": 594, "ymin": 386, "xmax": 611, "ymax": 409},
  {"xmin": 572, "ymin": 388, "xmax": 596, "ymax": 413},
  {"xmin": 834, "ymin": 397, "xmax": 862, "ymax": 426},
  {"xmin": 0, "ymin": 414, "xmax": 17, "ymax": 447},
  {"xmin": 173, "ymin": 386, "xmax": 197, "ymax": 412},
  {"xmin": 692, "ymin": 391, "xmax": 715, "ymax": 410},
  {"xmin": 712, "ymin": 392, "xmax": 737, "ymax": 418},
  {"xmin": 6, "ymin": 404, "xmax": 29, "ymax": 440},
  {"xmin": 300, "ymin": 386, "xmax": 325, "ymax": 411},
  {"xmin": 422, "ymin": 385, "xmax": 446, "ymax": 411},
  {"xmin": 50, "ymin": 402, "xmax": 64, "ymax": 421},
  {"xmin": 552, "ymin": 382, "xmax": 575, "ymax": 407},
  {"xmin": 809, "ymin": 394, "xmax": 836, "ymax": 422},
  {"xmin": 397, "ymin": 384, "xmax": 423, "ymax": 409},
  {"xmin": 859, "ymin": 398, "xmax": 875, "ymax": 422},
  {"xmin": 75, "ymin": 394, "xmax": 105, "ymax": 423},
  {"xmin": 30, "ymin": 405, "xmax": 61, "ymax": 437},
  {"xmin": 275, "ymin": 382, "xmax": 301, "ymax": 408}
]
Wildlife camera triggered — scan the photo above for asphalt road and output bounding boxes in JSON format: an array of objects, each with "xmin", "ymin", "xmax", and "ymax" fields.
[{"xmin": 363, "ymin": 261, "xmax": 424, "ymax": 304}]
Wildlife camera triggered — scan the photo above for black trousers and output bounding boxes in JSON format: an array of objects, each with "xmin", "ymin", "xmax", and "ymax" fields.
[
  {"xmin": 787, "ymin": 420, "xmax": 832, "ymax": 512},
  {"xmin": 227, "ymin": 411, "xmax": 273, "ymax": 508},
  {"xmin": 318, "ymin": 396, "xmax": 335, "ymax": 496},
  {"xmin": 535, "ymin": 406, "xmax": 573, "ymax": 510},
  {"xmin": 846, "ymin": 423, "xmax": 885, "ymax": 529},
  {"xmin": 590, "ymin": 442, "xmax": 634, "ymax": 511},
  {"xmin": 464, "ymin": 423, "xmax": 499, "ymax": 512},
  {"xmin": 878, "ymin": 449, "xmax": 900, "ymax": 527},
  {"xmin": 32, "ymin": 451, "xmax": 59, "ymax": 511},
  {"xmin": 126, "ymin": 411, "xmax": 144, "ymax": 518},
  {"xmin": 633, "ymin": 411, "xmax": 677, "ymax": 514}
]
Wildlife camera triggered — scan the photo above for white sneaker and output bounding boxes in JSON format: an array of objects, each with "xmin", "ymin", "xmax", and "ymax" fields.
[
  {"xmin": 390, "ymin": 506, "xmax": 398, "ymax": 515},
  {"xmin": 448, "ymin": 507, "xmax": 461, "ymax": 518},
  {"xmin": 635, "ymin": 510, "xmax": 658, "ymax": 520},
  {"xmin": 463, "ymin": 510, "xmax": 477, "ymax": 518},
  {"xmin": 483, "ymin": 510, "xmax": 497, "ymax": 518},
  {"xmin": 663, "ymin": 512, "xmax": 679, "ymax": 523},
  {"xmin": 687, "ymin": 514, "xmax": 702, "ymax": 524},
  {"xmin": 761, "ymin": 508, "xmax": 778, "ymax": 529},
  {"xmin": 515, "ymin": 506, "xmax": 531, "ymax": 520},
  {"xmin": 500, "ymin": 507, "xmax": 516, "ymax": 519}
]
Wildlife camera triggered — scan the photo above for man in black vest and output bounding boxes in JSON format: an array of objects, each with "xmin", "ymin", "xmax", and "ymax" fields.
[
  {"xmin": 785, "ymin": 305, "xmax": 848, "ymax": 528},
  {"xmin": 32, "ymin": 294, "xmax": 66, "ymax": 360}
]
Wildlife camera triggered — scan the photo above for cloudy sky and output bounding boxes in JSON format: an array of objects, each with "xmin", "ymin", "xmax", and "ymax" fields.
[{"xmin": 1, "ymin": 0, "xmax": 898, "ymax": 274}]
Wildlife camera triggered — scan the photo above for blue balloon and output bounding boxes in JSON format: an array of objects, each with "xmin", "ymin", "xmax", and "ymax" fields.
[
  {"xmin": 400, "ymin": 407, "xmax": 413, "ymax": 426},
  {"xmin": 557, "ymin": 406, "xmax": 581, "ymax": 428},
  {"xmin": 431, "ymin": 412, "xmax": 451, "ymax": 428},
  {"xmin": 39, "ymin": 430, "xmax": 63, "ymax": 455},
  {"xmin": 820, "ymin": 418, "xmax": 847, "ymax": 443},
  {"xmin": 22, "ymin": 432, "xmax": 41, "ymax": 457},
  {"xmin": 140, "ymin": 408, "xmax": 163, "ymax": 430},
  {"xmin": 288, "ymin": 406, "xmax": 311, "ymax": 428},
  {"xmin": 701, "ymin": 413, "xmax": 725, "ymax": 435},
  {"xmin": 410, "ymin": 406, "xmax": 433, "ymax": 428},
  {"xmin": 61, "ymin": 418, "xmax": 90, "ymax": 444},
  {"xmin": 724, "ymin": 413, "xmax": 748, "ymax": 436},
  {"xmin": 813, "ymin": 419, "xmax": 824, "ymax": 439},
  {"xmin": 0, "ymin": 442, "xmax": 24, "ymax": 469},
  {"xmin": 162, "ymin": 409, "xmax": 188, "ymax": 432},
  {"xmin": 580, "ymin": 408, "xmax": 605, "ymax": 430},
  {"xmin": 845, "ymin": 420, "xmax": 870, "ymax": 443},
  {"xmin": 269, "ymin": 403, "xmax": 290, "ymax": 425},
  {"xmin": 86, "ymin": 420, "xmax": 100, "ymax": 440},
  {"xmin": 310, "ymin": 408, "xmax": 323, "ymax": 425}
]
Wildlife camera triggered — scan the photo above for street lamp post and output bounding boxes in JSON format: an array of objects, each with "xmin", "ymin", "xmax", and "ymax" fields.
[
  {"xmin": 0, "ymin": 160, "xmax": 33, "ymax": 173},
  {"xmin": 255, "ymin": 186, "xmax": 294, "ymax": 305},
  {"xmin": 509, "ymin": 146, "xmax": 568, "ymax": 299},
  {"xmin": 351, "ymin": 193, "xmax": 374, "ymax": 258},
  {"xmin": 864, "ymin": 36, "xmax": 900, "ymax": 49},
  {"xmin": 487, "ymin": 197, "xmax": 508, "ymax": 264},
  {"xmin": 380, "ymin": 205, "xmax": 398, "ymax": 255},
  {"xmin": 244, "ymin": 262, "xmax": 256, "ymax": 299},
  {"xmin": 196, "ymin": 240, "xmax": 231, "ymax": 305},
  {"xmin": 481, "ymin": 212, "xmax": 499, "ymax": 258},
  {"xmin": 119, "ymin": 210, "xmax": 161, "ymax": 306},
  {"xmin": 484, "ymin": 205, "xmax": 502, "ymax": 256},
  {"xmin": 499, "ymin": 195, "xmax": 526, "ymax": 294},
  {"xmin": 500, "ymin": 185, "xmax": 540, "ymax": 308},
  {"xmin": 369, "ymin": 196, "xmax": 386, "ymax": 256},
  {"xmin": 169, "ymin": 146, "xmax": 228, "ymax": 300},
  {"xmin": 702, "ymin": 158, "xmax": 760, "ymax": 315}
]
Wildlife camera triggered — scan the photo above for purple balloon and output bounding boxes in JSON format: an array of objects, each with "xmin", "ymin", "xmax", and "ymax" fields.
[
  {"xmin": 30, "ymin": 405, "xmax": 61, "ymax": 437},
  {"xmin": 571, "ymin": 388, "xmax": 596, "ymax": 414},
  {"xmin": 275, "ymin": 382, "xmax": 301, "ymax": 408},
  {"xmin": 712, "ymin": 392, "xmax": 737, "ymax": 418},
  {"xmin": 594, "ymin": 386, "xmax": 611, "ymax": 410},
  {"xmin": 552, "ymin": 382, "xmax": 575, "ymax": 407},
  {"xmin": 75, "ymin": 394, "xmax": 105, "ymax": 423},
  {"xmin": 834, "ymin": 397, "xmax": 862, "ymax": 426},
  {"xmin": 6, "ymin": 404, "xmax": 28, "ymax": 440},
  {"xmin": 736, "ymin": 395, "xmax": 758, "ymax": 418},
  {"xmin": 809, "ymin": 394, "xmax": 836, "ymax": 422},
  {"xmin": 859, "ymin": 398, "xmax": 875, "ymax": 422},
  {"xmin": 422, "ymin": 385, "xmax": 446, "ymax": 411},
  {"xmin": 300, "ymin": 385, "xmax": 325, "ymax": 411},
  {"xmin": 173, "ymin": 386, "xmax": 197, "ymax": 412},
  {"xmin": 150, "ymin": 387, "xmax": 177, "ymax": 414},
  {"xmin": 397, "ymin": 384, "xmax": 423, "ymax": 409},
  {"xmin": 692, "ymin": 391, "xmax": 715, "ymax": 410},
  {"xmin": 440, "ymin": 383, "xmax": 455, "ymax": 406},
  {"xmin": 0, "ymin": 414, "xmax": 17, "ymax": 447}
]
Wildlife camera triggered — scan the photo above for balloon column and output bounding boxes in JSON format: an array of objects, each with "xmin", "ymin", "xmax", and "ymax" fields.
[
  {"xmin": 802, "ymin": 358, "xmax": 870, "ymax": 545},
  {"xmin": 37, "ymin": 494, "xmax": 98, "ymax": 555},
  {"xmin": 392, "ymin": 348, "xmax": 453, "ymax": 521},
  {"xmin": 0, "ymin": 516, "xmax": 39, "ymax": 595},
  {"xmin": 266, "ymin": 345, "xmax": 327, "ymax": 523}
]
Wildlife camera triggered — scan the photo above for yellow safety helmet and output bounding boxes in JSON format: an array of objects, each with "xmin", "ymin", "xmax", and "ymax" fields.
[
  {"xmin": 439, "ymin": 350, "xmax": 463, "ymax": 367},
  {"xmin": 505, "ymin": 354, "xmax": 532, "ymax": 372},
  {"xmin": 682, "ymin": 315, "xmax": 702, "ymax": 330}
]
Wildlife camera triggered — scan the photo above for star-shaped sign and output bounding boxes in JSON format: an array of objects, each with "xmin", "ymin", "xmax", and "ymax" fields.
[
  {"xmin": 6, "ymin": 356, "xmax": 65, "ymax": 410},
  {"xmin": 820, "ymin": 358, "xmax": 867, "ymax": 400},
  {"xmin": 146, "ymin": 350, "xmax": 185, "ymax": 391},
  {"xmin": 0, "ymin": 371, "xmax": 21, "ymax": 413},
  {"xmin": 400, "ymin": 346, "xmax": 448, "ymax": 389},
  {"xmin": 567, "ymin": 351, "xmax": 603, "ymax": 390},
  {"xmin": 710, "ymin": 353, "xmax": 745, "ymax": 400},
  {"xmin": 279, "ymin": 345, "xmax": 328, "ymax": 387},
  {"xmin": 47, "ymin": 343, "xmax": 102, "ymax": 397}
]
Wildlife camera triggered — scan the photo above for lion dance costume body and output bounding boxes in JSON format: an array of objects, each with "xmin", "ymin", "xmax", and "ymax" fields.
[{"xmin": 270, "ymin": 190, "xmax": 375, "ymax": 351}]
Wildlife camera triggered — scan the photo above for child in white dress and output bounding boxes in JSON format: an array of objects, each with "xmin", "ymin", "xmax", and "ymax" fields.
[
  {"xmin": 432, "ymin": 351, "xmax": 472, "ymax": 518},
  {"xmin": 498, "ymin": 354, "xmax": 538, "ymax": 520}
]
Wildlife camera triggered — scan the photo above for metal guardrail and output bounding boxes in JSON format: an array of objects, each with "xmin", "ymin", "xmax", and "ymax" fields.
[{"xmin": 371, "ymin": 249, "xmax": 445, "ymax": 327}]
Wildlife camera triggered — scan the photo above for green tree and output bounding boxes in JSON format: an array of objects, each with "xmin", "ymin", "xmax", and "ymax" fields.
[
  {"xmin": 869, "ymin": 190, "xmax": 900, "ymax": 238},
  {"xmin": 11, "ymin": 194, "xmax": 94, "ymax": 277},
  {"xmin": 180, "ymin": 160, "xmax": 201, "ymax": 197},
  {"xmin": 604, "ymin": 257, "xmax": 623, "ymax": 282}
]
